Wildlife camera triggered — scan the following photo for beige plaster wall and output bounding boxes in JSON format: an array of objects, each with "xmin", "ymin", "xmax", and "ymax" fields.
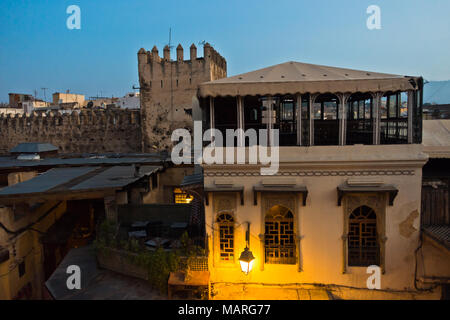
[{"xmin": 204, "ymin": 144, "xmax": 430, "ymax": 297}]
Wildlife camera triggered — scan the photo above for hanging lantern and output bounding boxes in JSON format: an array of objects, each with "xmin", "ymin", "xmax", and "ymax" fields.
[{"xmin": 239, "ymin": 247, "xmax": 255, "ymax": 274}]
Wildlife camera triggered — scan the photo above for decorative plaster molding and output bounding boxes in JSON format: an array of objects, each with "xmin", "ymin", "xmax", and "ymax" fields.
[{"xmin": 205, "ymin": 170, "xmax": 415, "ymax": 177}]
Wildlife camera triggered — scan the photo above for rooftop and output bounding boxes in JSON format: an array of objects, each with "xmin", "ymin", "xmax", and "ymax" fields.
[
  {"xmin": 422, "ymin": 120, "xmax": 450, "ymax": 158},
  {"xmin": 45, "ymin": 245, "xmax": 163, "ymax": 300},
  {"xmin": 199, "ymin": 61, "xmax": 421, "ymax": 97},
  {"xmin": 0, "ymin": 153, "xmax": 167, "ymax": 171},
  {"xmin": 0, "ymin": 165, "xmax": 161, "ymax": 203},
  {"xmin": 10, "ymin": 142, "xmax": 58, "ymax": 154}
]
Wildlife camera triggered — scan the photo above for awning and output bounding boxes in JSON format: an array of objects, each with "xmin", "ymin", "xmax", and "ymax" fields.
[
  {"xmin": 253, "ymin": 185, "xmax": 308, "ymax": 206},
  {"xmin": 204, "ymin": 186, "xmax": 244, "ymax": 206},
  {"xmin": 199, "ymin": 61, "xmax": 420, "ymax": 97},
  {"xmin": 337, "ymin": 183, "xmax": 398, "ymax": 206}
]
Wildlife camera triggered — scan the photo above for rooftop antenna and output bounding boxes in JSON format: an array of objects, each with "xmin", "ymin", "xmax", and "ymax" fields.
[
  {"xmin": 198, "ymin": 40, "xmax": 214, "ymax": 47},
  {"xmin": 168, "ymin": 27, "xmax": 174, "ymax": 50},
  {"xmin": 41, "ymin": 87, "xmax": 48, "ymax": 101}
]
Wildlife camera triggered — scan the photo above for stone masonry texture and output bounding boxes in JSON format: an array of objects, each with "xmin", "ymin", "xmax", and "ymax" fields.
[
  {"xmin": 138, "ymin": 43, "xmax": 227, "ymax": 152},
  {"xmin": 0, "ymin": 109, "xmax": 141, "ymax": 154}
]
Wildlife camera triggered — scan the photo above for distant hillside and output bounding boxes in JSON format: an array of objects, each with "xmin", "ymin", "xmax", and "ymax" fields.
[{"xmin": 424, "ymin": 80, "xmax": 450, "ymax": 104}]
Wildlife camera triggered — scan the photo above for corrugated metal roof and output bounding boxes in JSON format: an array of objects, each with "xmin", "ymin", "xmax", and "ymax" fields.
[
  {"xmin": 0, "ymin": 156, "xmax": 163, "ymax": 169},
  {"xmin": 423, "ymin": 225, "xmax": 450, "ymax": 250},
  {"xmin": 70, "ymin": 165, "xmax": 160, "ymax": 191},
  {"xmin": 0, "ymin": 167, "xmax": 98, "ymax": 196},
  {"xmin": 0, "ymin": 165, "xmax": 161, "ymax": 198},
  {"xmin": 10, "ymin": 142, "xmax": 58, "ymax": 153}
]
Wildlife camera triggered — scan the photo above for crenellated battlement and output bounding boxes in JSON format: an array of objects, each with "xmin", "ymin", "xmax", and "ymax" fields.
[
  {"xmin": 138, "ymin": 43, "xmax": 226, "ymax": 70},
  {"xmin": 0, "ymin": 109, "xmax": 141, "ymax": 154},
  {"xmin": 137, "ymin": 42, "xmax": 227, "ymax": 152},
  {"xmin": 0, "ymin": 109, "xmax": 140, "ymax": 127}
]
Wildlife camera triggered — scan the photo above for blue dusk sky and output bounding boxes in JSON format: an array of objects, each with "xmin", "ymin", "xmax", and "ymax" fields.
[{"xmin": 0, "ymin": 0, "xmax": 449, "ymax": 102}]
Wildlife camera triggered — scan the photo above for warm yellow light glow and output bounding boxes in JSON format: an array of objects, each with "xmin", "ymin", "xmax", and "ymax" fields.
[
  {"xmin": 239, "ymin": 259, "xmax": 254, "ymax": 274},
  {"xmin": 174, "ymin": 188, "xmax": 194, "ymax": 204},
  {"xmin": 239, "ymin": 247, "xmax": 255, "ymax": 274}
]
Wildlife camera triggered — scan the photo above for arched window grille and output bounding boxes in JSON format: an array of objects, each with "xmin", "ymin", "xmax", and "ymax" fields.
[
  {"xmin": 265, "ymin": 205, "xmax": 296, "ymax": 264},
  {"xmin": 216, "ymin": 213, "xmax": 235, "ymax": 261},
  {"xmin": 348, "ymin": 206, "xmax": 380, "ymax": 266}
]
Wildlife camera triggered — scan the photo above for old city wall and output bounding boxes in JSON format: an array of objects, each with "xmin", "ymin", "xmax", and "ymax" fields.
[
  {"xmin": 138, "ymin": 43, "xmax": 227, "ymax": 152},
  {"xmin": 0, "ymin": 109, "xmax": 141, "ymax": 154}
]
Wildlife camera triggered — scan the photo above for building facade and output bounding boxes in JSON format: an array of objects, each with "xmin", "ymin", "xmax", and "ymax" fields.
[{"xmin": 197, "ymin": 62, "xmax": 442, "ymax": 299}]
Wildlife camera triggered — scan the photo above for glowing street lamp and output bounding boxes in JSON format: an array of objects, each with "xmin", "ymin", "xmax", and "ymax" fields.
[
  {"xmin": 239, "ymin": 222, "xmax": 255, "ymax": 275},
  {"xmin": 239, "ymin": 247, "xmax": 255, "ymax": 274}
]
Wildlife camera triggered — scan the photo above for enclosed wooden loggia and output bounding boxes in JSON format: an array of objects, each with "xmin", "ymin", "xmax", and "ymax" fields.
[{"xmin": 199, "ymin": 61, "xmax": 423, "ymax": 147}]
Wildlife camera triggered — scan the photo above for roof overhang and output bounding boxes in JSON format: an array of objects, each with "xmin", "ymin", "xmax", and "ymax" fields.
[
  {"xmin": 253, "ymin": 185, "xmax": 308, "ymax": 206},
  {"xmin": 337, "ymin": 183, "xmax": 398, "ymax": 206},
  {"xmin": 204, "ymin": 186, "xmax": 244, "ymax": 206},
  {"xmin": 199, "ymin": 78, "xmax": 419, "ymax": 98}
]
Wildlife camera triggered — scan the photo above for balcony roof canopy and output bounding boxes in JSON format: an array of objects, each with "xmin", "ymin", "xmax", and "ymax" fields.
[{"xmin": 199, "ymin": 61, "xmax": 421, "ymax": 97}]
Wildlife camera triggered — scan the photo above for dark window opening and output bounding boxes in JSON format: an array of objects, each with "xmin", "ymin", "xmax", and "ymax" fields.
[
  {"xmin": 213, "ymin": 96, "xmax": 238, "ymax": 145},
  {"xmin": 346, "ymin": 93, "xmax": 373, "ymax": 145},
  {"xmin": 380, "ymin": 92, "xmax": 408, "ymax": 144},
  {"xmin": 243, "ymin": 96, "xmax": 266, "ymax": 146},
  {"xmin": 265, "ymin": 205, "xmax": 296, "ymax": 265},
  {"xmin": 151, "ymin": 174, "xmax": 158, "ymax": 189},
  {"xmin": 18, "ymin": 261, "xmax": 26, "ymax": 277},
  {"xmin": 412, "ymin": 82, "xmax": 423, "ymax": 144},
  {"xmin": 272, "ymin": 95, "xmax": 297, "ymax": 146},
  {"xmin": 348, "ymin": 206, "xmax": 379, "ymax": 267},
  {"xmin": 313, "ymin": 94, "xmax": 339, "ymax": 145}
]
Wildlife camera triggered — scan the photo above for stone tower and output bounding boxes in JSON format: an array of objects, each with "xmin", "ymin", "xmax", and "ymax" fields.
[{"xmin": 137, "ymin": 43, "xmax": 227, "ymax": 152}]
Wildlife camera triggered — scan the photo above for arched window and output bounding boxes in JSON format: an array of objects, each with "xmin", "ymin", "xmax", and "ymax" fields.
[
  {"xmin": 216, "ymin": 213, "xmax": 235, "ymax": 261},
  {"xmin": 265, "ymin": 205, "xmax": 296, "ymax": 264},
  {"xmin": 348, "ymin": 206, "xmax": 379, "ymax": 266}
]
